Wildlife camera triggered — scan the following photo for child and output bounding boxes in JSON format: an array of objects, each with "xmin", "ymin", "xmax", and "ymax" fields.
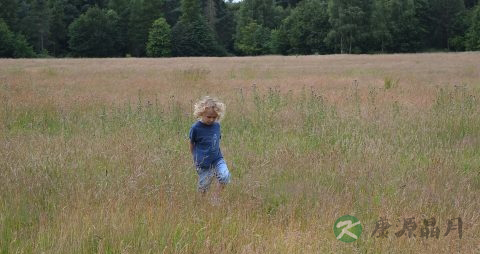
[{"xmin": 189, "ymin": 96, "xmax": 230, "ymax": 195}]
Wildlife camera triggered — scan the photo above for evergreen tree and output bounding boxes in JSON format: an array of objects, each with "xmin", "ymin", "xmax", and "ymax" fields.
[
  {"xmin": 0, "ymin": 19, "xmax": 36, "ymax": 57},
  {"xmin": 48, "ymin": 0, "xmax": 68, "ymax": 56},
  {"xmin": 0, "ymin": 19, "xmax": 17, "ymax": 57},
  {"xmin": 215, "ymin": 2, "xmax": 235, "ymax": 52},
  {"xmin": 0, "ymin": 0, "xmax": 18, "ymax": 31},
  {"xmin": 201, "ymin": 0, "xmax": 235, "ymax": 53},
  {"xmin": 234, "ymin": 0, "xmax": 286, "ymax": 55},
  {"xmin": 146, "ymin": 17, "xmax": 172, "ymax": 56},
  {"xmin": 171, "ymin": 0, "xmax": 224, "ymax": 56},
  {"xmin": 429, "ymin": 0, "xmax": 465, "ymax": 49},
  {"xmin": 387, "ymin": 0, "xmax": 422, "ymax": 52},
  {"xmin": 326, "ymin": 0, "xmax": 372, "ymax": 53},
  {"xmin": 448, "ymin": 7, "xmax": 470, "ymax": 51},
  {"xmin": 127, "ymin": 0, "xmax": 164, "ymax": 56},
  {"xmin": 464, "ymin": 0, "xmax": 478, "ymax": 9},
  {"xmin": 13, "ymin": 33, "xmax": 37, "ymax": 57},
  {"xmin": 163, "ymin": 0, "xmax": 181, "ymax": 26},
  {"xmin": 281, "ymin": 0, "xmax": 330, "ymax": 54},
  {"xmin": 126, "ymin": 0, "xmax": 143, "ymax": 56},
  {"xmin": 73, "ymin": 0, "xmax": 108, "ymax": 13},
  {"xmin": 180, "ymin": 0, "xmax": 201, "ymax": 22},
  {"xmin": 63, "ymin": 0, "xmax": 80, "ymax": 26},
  {"xmin": 465, "ymin": 4, "xmax": 480, "ymax": 50},
  {"xmin": 235, "ymin": 0, "xmax": 284, "ymax": 30},
  {"xmin": 371, "ymin": 0, "xmax": 392, "ymax": 52},
  {"xmin": 413, "ymin": 0, "xmax": 431, "ymax": 50},
  {"xmin": 68, "ymin": 6, "xmax": 122, "ymax": 56},
  {"xmin": 106, "ymin": 9, "xmax": 125, "ymax": 53},
  {"xmin": 18, "ymin": 0, "xmax": 52, "ymax": 54},
  {"xmin": 108, "ymin": 0, "xmax": 130, "ymax": 56},
  {"xmin": 276, "ymin": 0, "xmax": 301, "ymax": 8}
]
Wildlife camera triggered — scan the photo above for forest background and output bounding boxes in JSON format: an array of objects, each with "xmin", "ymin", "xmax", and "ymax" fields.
[{"xmin": 1, "ymin": 0, "xmax": 480, "ymax": 58}]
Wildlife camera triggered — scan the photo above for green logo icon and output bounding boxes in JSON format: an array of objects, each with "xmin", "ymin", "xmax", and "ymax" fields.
[{"xmin": 333, "ymin": 215, "xmax": 362, "ymax": 242}]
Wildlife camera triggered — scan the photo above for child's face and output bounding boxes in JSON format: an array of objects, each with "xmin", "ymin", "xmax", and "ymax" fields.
[{"xmin": 201, "ymin": 108, "xmax": 218, "ymax": 125}]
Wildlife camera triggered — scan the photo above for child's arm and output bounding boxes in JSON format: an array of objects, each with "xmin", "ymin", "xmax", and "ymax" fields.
[{"xmin": 188, "ymin": 126, "xmax": 195, "ymax": 155}]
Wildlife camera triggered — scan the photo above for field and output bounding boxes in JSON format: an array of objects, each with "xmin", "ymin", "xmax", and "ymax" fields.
[{"xmin": 1, "ymin": 53, "xmax": 479, "ymax": 253}]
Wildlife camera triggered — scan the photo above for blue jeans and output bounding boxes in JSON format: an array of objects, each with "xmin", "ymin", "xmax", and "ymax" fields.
[{"xmin": 197, "ymin": 158, "xmax": 230, "ymax": 192}]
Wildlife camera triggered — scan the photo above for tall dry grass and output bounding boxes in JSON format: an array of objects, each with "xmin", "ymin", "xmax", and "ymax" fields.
[{"xmin": 0, "ymin": 53, "xmax": 479, "ymax": 253}]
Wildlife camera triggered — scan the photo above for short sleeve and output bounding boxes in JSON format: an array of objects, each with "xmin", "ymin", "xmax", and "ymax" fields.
[
  {"xmin": 189, "ymin": 126, "xmax": 196, "ymax": 143},
  {"xmin": 219, "ymin": 124, "xmax": 222, "ymax": 139}
]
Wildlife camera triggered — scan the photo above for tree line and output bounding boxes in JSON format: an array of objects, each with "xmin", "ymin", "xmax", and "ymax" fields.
[{"xmin": 1, "ymin": 0, "xmax": 479, "ymax": 58}]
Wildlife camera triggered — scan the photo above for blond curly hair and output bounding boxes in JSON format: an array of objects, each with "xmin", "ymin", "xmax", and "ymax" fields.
[{"xmin": 193, "ymin": 96, "xmax": 226, "ymax": 121}]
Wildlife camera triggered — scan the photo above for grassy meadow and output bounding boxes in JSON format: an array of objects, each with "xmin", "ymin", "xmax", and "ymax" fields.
[{"xmin": 0, "ymin": 53, "xmax": 479, "ymax": 253}]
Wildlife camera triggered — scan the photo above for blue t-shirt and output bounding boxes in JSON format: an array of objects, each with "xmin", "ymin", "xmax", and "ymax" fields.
[{"xmin": 189, "ymin": 121, "xmax": 223, "ymax": 169}]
